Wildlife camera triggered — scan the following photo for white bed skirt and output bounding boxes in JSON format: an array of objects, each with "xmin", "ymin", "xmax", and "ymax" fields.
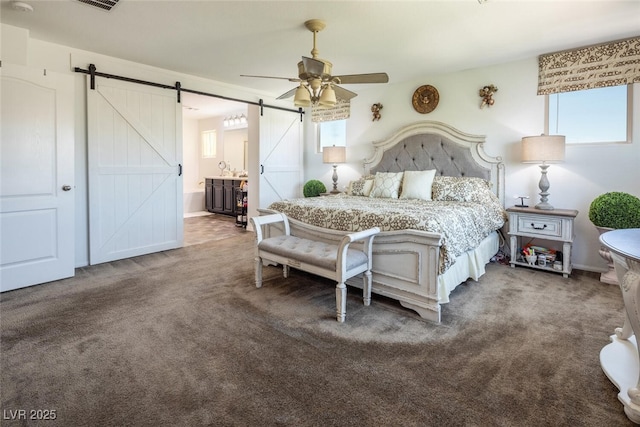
[{"xmin": 437, "ymin": 231, "xmax": 500, "ymax": 303}]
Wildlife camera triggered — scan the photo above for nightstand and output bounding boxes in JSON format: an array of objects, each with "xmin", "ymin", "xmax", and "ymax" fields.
[{"xmin": 506, "ymin": 206, "xmax": 578, "ymax": 278}]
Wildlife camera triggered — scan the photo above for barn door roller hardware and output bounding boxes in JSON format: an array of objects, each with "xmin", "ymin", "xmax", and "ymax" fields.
[{"xmin": 75, "ymin": 64, "xmax": 304, "ymax": 117}]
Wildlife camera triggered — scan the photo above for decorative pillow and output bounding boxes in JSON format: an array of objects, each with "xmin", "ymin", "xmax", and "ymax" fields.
[
  {"xmin": 349, "ymin": 178, "xmax": 374, "ymax": 197},
  {"xmin": 369, "ymin": 172, "xmax": 404, "ymax": 199},
  {"xmin": 400, "ymin": 170, "xmax": 437, "ymax": 200},
  {"xmin": 431, "ymin": 176, "xmax": 493, "ymax": 202}
]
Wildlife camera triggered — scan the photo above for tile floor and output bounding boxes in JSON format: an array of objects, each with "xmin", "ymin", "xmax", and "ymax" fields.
[{"xmin": 183, "ymin": 212, "xmax": 249, "ymax": 246}]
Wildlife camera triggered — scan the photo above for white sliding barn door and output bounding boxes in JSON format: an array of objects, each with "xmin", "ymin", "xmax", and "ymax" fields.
[
  {"xmin": 87, "ymin": 78, "xmax": 182, "ymax": 265},
  {"xmin": 0, "ymin": 64, "xmax": 75, "ymax": 292},
  {"xmin": 258, "ymin": 108, "xmax": 303, "ymax": 209}
]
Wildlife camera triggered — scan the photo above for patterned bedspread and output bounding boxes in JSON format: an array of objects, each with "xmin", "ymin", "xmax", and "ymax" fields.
[{"xmin": 268, "ymin": 194, "xmax": 507, "ymax": 274}]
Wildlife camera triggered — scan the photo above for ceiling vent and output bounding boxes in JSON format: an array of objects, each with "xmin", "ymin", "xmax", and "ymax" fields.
[{"xmin": 76, "ymin": 0, "xmax": 120, "ymax": 11}]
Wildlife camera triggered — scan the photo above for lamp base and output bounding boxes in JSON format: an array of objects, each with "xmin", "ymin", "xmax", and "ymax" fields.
[
  {"xmin": 535, "ymin": 164, "xmax": 554, "ymax": 210},
  {"xmin": 331, "ymin": 164, "xmax": 340, "ymax": 194},
  {"xmin": 535, "ymin": 202, "xmax": 555, "ymax": 210}
]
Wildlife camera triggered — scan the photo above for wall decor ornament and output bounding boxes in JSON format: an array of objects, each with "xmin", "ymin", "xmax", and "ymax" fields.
[
  {"xmin": 479, "ymin": 84, "xmax": 498, "ymax": 108},
  {"xmin": 412, "ymin": 85, "xmax": 439, "ymax": 114},
  {"xmin": 371, "ymin": 103, "xmax": 383, "ymax": 121}
]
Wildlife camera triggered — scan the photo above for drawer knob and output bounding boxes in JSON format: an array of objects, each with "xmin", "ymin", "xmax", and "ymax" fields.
[{"xmin": 531, "ymin": 223, "xmax": 547, "ymax": 230}]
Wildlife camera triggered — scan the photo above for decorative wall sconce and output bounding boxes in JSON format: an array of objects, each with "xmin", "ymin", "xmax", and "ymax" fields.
[
  {"xmin": 223, "ymin": 114, "xmax": 247, "ymax": 127},
  {"xmin": 479, "ymin": 84, "xmax": 498, "ymax": 108},
  {"xmin": 371, "ymin": 103, "xmax": 383, "ymax": 121}
]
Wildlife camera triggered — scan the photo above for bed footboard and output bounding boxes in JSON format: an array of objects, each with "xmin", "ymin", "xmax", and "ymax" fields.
[
  {"xmin": 257, "ymin": 208, "xmax": 444, "ymax": 322},
  {"xmin": 348, "ymin": 230, "xmax": 443, "ymax": 322}
]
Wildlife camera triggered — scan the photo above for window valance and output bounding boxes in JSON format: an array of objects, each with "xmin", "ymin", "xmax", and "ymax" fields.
[{"xmin": 537, "ymin": 36, "xmax": 640, "ymax": 95}]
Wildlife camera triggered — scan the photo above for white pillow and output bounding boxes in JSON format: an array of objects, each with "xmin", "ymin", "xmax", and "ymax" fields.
[
  {"xmin": 369, "ymin": 172, "xmax": 404, "ymax": 199},
  {"xmin": 400, "ymin": 170, "xmax": 437, "ymax": 200}
]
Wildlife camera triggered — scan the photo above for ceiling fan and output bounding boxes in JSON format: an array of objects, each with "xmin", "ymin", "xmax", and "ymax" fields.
[{"xmin": 241, "ymin": 19, "xmax": 389, "ymax": 108}]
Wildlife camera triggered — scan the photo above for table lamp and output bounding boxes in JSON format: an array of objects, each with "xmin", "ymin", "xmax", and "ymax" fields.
[
  {"xmin": 323, "ymin": 145, "xmax": 346, "ymax": 194},
  {"xmin": 521, "ymin": 134, "xmax": 565, "ymax": 210}
]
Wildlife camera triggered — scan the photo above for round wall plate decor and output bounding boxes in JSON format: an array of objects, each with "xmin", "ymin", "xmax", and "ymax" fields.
[{"xmin": 412, "ymin": 85, "xmax": 439, "ymax": 114}]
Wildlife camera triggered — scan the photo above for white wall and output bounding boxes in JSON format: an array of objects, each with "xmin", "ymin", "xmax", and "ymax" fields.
[
  {"xmin": 4, "ymin": 23, "xmax": 638, "ymax": 273},
  {"xmin": 198, "ymin": 116, "xmax": 224, "ymax": 179},
  {"xmin": 303, "ymin": 59, "xmax": 640, "ymax": 273},
  {"xmin": 196, "ymin": 117, "xmax": 248, "ymax": 179},
  {"xmin": 182, "ymin": 118, "xmax": 199, "ymax": 190},
  {"xmin": 1, "ymin": 24, "xmax": 274, "ymax": 267}
]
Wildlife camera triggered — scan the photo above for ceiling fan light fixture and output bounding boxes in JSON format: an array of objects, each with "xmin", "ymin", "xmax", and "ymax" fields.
[
  {"xmin": 242, "ymin": 19, "xmax": 388, "ymax": 108},
  {"xmin": 294, "ymin": 84, "xmax": 312, "ymax": 107},
  {"xmin": 319, "ymin": 85, "xmax": 336, "ymax": 107}
]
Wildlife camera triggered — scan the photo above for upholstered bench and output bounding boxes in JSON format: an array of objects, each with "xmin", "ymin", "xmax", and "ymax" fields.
[{"xmin": 250, "ymin": 213, "xmax": 379, "ymax": 322}]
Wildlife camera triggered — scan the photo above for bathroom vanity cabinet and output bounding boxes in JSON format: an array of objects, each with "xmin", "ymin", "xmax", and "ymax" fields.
[{"xmin": 205, "ymin": 177, "xmax": 247, "ymax": 217}]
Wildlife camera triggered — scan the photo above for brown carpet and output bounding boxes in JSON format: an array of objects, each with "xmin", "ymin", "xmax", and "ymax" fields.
[{"xmin": 0, "ymin": 232, "xmax": 632, "ymax": 426}]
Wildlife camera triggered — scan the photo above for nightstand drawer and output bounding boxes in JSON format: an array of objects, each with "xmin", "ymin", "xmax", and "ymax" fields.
[{"xmin": 517, "ymin": 215, "xmax": 562, "ymax": 237}]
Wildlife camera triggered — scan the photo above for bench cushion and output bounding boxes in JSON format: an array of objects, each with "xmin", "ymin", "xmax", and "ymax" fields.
[{"xmin": 258, "ymin": 235, "xmax": 368, "ymax": 271}]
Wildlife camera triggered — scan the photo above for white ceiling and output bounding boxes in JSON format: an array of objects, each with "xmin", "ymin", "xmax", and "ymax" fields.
[{"xmin": 2, "ymin": 0, "xmax": 639, "ymax": 119}]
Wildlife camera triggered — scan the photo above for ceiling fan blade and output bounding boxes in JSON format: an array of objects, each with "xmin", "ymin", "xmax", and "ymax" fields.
[
  {"xmin": 333, "ymin": 85, "xmax": 358, "ymax": 101},
  {"xmin": 241, "ymin": 74, "xmax": 301, "ymax": 82},
  {"xmin": 301, "ymin": 56, "xmax": 327, "ymax": 76},
  {"xmin": 333, "ymin": 73, "xmax": 389, "ymax": 84},
  {"xmin": 276, "ymin": 87, "xmax": 298, "ymax": 100}
]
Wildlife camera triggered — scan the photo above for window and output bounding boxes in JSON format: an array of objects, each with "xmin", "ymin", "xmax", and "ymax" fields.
[
  {"xmin": 317, "ymin": 120, "xmax": 346, "ymax": 152},
  {"xmin": 547, "ymin": 85, "xmax": 631, "ymax": 144},
  {"xmin": 201, "ymin": 130, "xmax": 217, "ymax": 158}
]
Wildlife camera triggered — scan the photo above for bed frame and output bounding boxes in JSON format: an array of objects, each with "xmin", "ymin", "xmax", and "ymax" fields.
[{"xmin": 261, "ymin": 121, "xmax": 504, "ymax": 323}]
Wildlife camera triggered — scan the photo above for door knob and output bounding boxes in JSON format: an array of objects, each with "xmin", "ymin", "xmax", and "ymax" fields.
[{"xmin": 62, "ymin": 185, "xmax": 72, "ymax": 191}]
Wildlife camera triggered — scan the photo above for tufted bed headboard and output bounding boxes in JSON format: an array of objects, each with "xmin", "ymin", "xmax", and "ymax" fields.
[{"xmin": 363, "ymin": 121, "xmax": 505, "ymax": 205}]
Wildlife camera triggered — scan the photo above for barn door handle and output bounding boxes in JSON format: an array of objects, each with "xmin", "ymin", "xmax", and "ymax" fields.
[
  {"xmin": 178, "ymin": 164, "xmax": 182, "ymax": 176},
  {"xmin": 260, "ymin": 164, "xmax": 264, "ymax": 175}
]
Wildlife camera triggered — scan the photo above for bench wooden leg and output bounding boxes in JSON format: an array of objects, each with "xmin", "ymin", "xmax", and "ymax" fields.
[
  {"xmin": 363, "ymin": 270, "xmax": 372, "ymax": 306},
  {"xmin": 254, "ymin": 256, "xmax": 263, "ymax": 288},
  {"xmin": 336, "ymin": 282, "xmax": 347, "ymax": 323},
  {"xmin": 283, "ymin": 265, "xmax": 290, "ymax": 278}
]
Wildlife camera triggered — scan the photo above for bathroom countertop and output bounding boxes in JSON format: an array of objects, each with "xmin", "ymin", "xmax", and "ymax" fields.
[{"xmin": 205, "ymin": 176, "xmax": 249, "ymax": 180}]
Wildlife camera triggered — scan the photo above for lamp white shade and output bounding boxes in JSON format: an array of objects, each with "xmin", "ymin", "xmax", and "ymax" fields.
[
  {"xmin": 521, "ymin": 135, "xmax": 566, "ymax": 164},
  {"xmin": 319, "ymin": 85, "xmax": 337, "ymax": 107},
  {"xmin": 323, "ymin": 145, "xmax": 346, "ymax": 164},
  {"xmin": 294, "ymin": 84, "xmax": 311, "ymax": 107}
]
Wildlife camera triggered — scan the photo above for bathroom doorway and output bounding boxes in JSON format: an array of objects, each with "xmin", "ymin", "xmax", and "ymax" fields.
[{"xmin": 181, "ymin": 92, "xmax": 248, "ymax": 219}]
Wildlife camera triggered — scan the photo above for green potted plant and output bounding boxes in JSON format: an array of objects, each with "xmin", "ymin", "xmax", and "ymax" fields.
[
  {"xmin": 589, "ymin": 192, "xmax": 640, "ymax": 230},
  {"xmin": 589, "ymin": 192, "xmax": 640, "ymax": 284},
  {"xmin": 303, "ymin": 180, "xmax": 327, "ymax": 197}
]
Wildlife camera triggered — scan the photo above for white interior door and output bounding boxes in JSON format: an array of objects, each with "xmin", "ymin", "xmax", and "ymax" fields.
[
  {"xmin": 258, "ymin": 108, "xmax": 303, "ymax": 209},
  {"xmin": 87, "ymin": 77, "xmax": 182, "ymax": 265},
  {"xmin": 0, "ymin": 64, "xmax": 75, "ymax": 292}
]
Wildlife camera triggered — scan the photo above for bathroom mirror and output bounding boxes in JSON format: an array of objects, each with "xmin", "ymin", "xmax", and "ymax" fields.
[{"xmin": 223, "ymin": 129, "xmax": 248, "ymax": 172}]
